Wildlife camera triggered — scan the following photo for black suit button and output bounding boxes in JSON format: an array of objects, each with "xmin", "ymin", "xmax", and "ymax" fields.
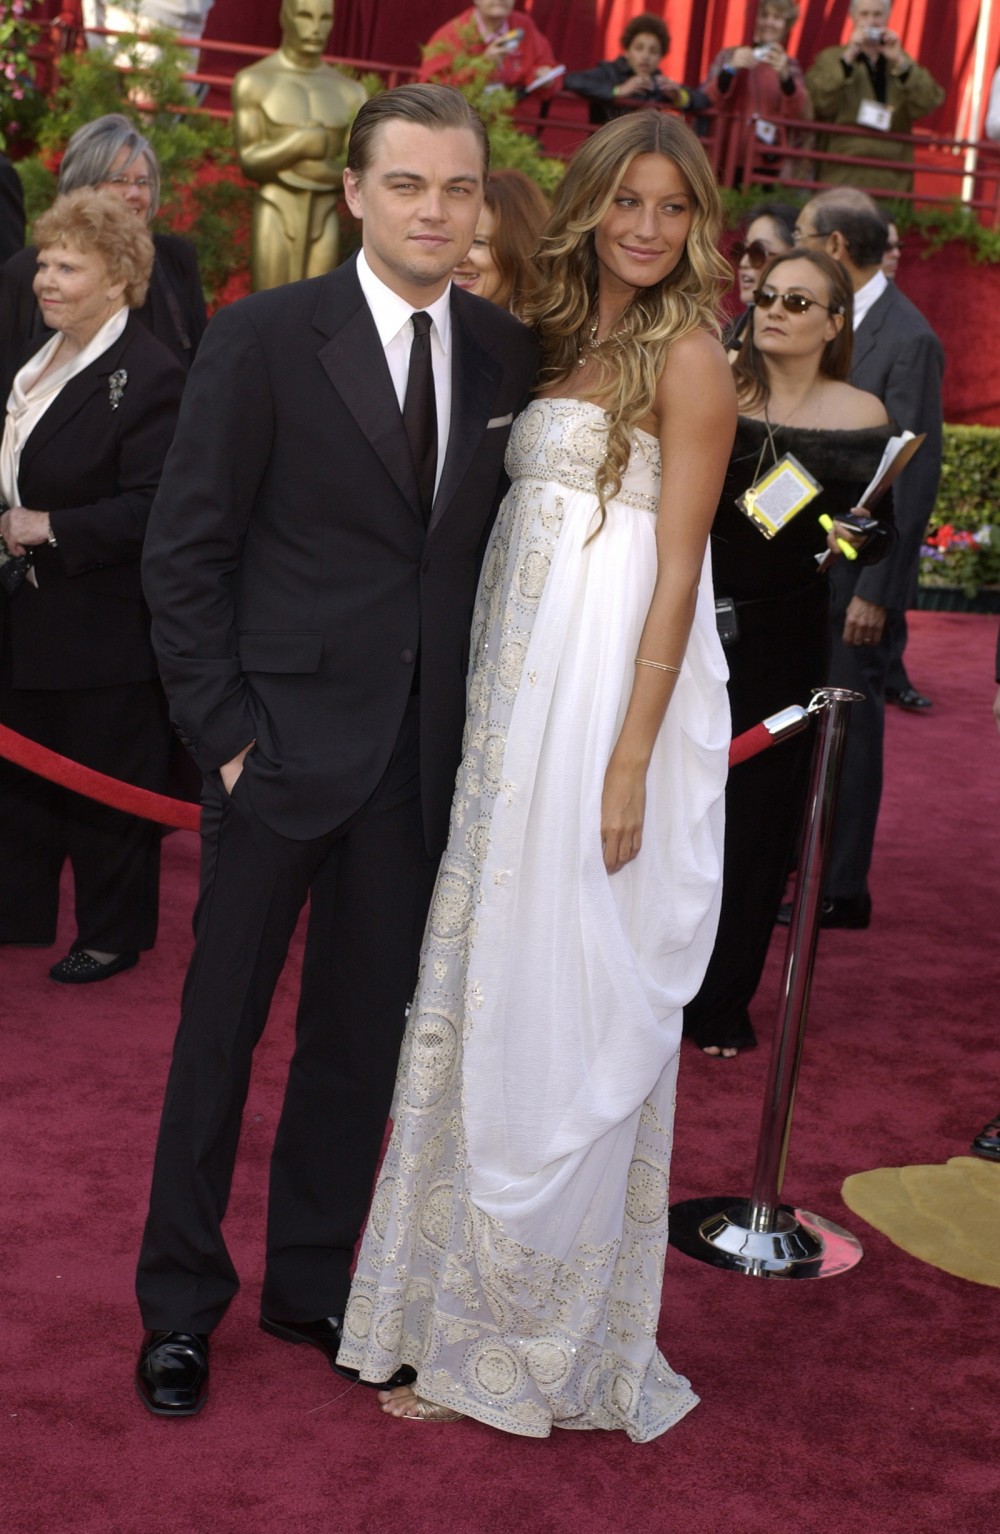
[{"xmin": 401, "ymin": 648, "xmax": 415, "ymax": 665}]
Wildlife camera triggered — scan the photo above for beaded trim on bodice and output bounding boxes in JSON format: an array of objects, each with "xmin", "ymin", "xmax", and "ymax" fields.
[{"xmin": 506, "ymin": 398, "xmax": 660, "ymax": 515}]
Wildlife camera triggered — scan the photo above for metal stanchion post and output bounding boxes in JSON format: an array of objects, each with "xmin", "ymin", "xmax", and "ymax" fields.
[{"xmin": 669, "ymin": 688, "xmax": 865, "ymax": 1279}]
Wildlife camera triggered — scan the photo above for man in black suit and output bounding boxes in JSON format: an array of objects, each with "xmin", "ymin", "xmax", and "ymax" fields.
[
  {"xmin": 0, "ymin": 153, "xmax": 25, "ymax": 266},
  {"xmin": 792, "ymin": 187, "xmax": 943, "ymax": 927},
  {"xmin": 135, "ymin": 83, "xmax": 538, "ymax": 1416}
]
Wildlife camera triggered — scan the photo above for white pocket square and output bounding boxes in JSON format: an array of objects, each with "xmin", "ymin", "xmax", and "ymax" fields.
[{"xmin": 487, "ymin": 413, "xmax": 513, "ymax": 429}]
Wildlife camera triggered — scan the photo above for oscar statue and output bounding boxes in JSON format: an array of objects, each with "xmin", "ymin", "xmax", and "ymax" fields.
[{"xmin": 233, "ymin": 0, "xmax": 366, "ymax": 291}]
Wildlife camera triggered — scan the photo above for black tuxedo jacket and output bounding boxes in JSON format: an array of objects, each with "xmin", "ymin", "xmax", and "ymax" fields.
[
  {"xmin": 142, "ymin": 258, "xmax": 539, "ymax": 849},
  {"xmin": 0, "ymin": 314, "xmax": 184, "ymax": 691},
  {"xmin": 850, "ymin": 282, "xmax": 944, "ymax": 611}
]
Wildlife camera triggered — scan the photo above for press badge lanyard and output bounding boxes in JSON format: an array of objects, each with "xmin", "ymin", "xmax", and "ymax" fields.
[{"xmin": 736, "ymin": 413, "xmax": 822, "ymax": 540}]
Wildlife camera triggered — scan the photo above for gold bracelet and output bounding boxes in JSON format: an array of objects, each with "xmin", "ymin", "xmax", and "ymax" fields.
[{"xmin": 635, "ymin": 657, "xmax": 681, "ymax": 674}]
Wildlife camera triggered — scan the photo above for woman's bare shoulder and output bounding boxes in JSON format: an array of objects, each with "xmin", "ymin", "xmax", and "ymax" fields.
[
  {"xmin": 821, "ymin": 380, "xmax": 889, "ymax": 429},
  {"xmin": 665, "ymin": 325, "xmax": 730, "ymax": 371},
  {"xmin": 659, "ymin": 327, "xmax": 733, "ymax": 400}
]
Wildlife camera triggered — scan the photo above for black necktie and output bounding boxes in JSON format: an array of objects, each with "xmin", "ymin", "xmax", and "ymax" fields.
[{"xmin": 402, "ymin": 311, "xmax": 437, "ymax": 525}]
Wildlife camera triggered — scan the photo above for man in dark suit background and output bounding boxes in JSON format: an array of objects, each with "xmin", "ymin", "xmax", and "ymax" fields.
[
  {"xmin": 0, "ymin": 153, "xmax": 25, "ymax": 266},
  {"xmin": 135, "ymin": 83, "xmax": 538, "ymax": 1416},
  {"xmin": 792, "ymin": 187, "xmax": 944, "ymax": 927}
]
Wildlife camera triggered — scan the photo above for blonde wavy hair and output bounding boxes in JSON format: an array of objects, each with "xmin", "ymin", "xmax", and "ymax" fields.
[{"xmin": 520, "ymin": 113, "xmax": 731, "ymax": 524}]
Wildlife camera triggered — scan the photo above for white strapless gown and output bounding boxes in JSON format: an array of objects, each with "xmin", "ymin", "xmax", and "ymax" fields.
[{"xmin": 338, "ymin": 398, "xmax": 730, "ymax": 1440}]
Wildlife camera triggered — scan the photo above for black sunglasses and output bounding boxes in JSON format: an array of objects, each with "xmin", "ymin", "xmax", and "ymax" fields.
[
  {"xmin": 753, "ymin": 287, "xmax": 844, "ymax": 316},
  {"xmin": 731, "ymin": 239, "xmax": 772, "ymax": 268}
]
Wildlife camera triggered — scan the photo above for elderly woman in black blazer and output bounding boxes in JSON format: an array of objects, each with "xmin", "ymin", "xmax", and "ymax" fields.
[
  {"xmin": 0, "ymin": 188, "xmax": 184, "ymax": 982},
  {"xmin": 0, "ymin": 114, "xmax": 206, "ymax": 379}
]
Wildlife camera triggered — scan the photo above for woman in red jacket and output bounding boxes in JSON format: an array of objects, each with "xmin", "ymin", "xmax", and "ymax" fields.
[
  {"xmin": 419, "ymin": 0, "xmax": 561, "ymax": 100},
  {"xmin": 699, "ymin": 0, "xmax": 810, "ymax": 185}
]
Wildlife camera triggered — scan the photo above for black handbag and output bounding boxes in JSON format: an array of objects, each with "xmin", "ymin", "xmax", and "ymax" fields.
[{"xmin": 0, "ymin": 499, "xmax": 32, "ymax": 596}]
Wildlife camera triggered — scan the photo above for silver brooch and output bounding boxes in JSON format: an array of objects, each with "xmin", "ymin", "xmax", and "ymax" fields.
[{"xmin": 108, "ymin": 369, "xmax": 128, "ymax": 410}]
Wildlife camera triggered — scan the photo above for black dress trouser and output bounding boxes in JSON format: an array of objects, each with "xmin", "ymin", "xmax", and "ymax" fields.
[
  {"xmin": 0, "ymin": 659, "xmax": 169, "ymax": 951},
  {"xmin": 683, "ymin": 581, "xmax": 830, "ymax": 1051},
  {"xmin": 824, "ymin": 559, "xmax": 892, "ymax": 902},
  {"xmin": 135, "ymin": 700, "xmax": 438, "ymax": 1333}
]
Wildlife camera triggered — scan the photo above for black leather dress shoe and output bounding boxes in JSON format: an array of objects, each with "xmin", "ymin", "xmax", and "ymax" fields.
[
  {"xmin": 886, "ymin": 686, "xmax": 933, "ymax": 711},
  {"xmin": 260, "ymin": 1313, "xmax": 416, "ymax": 1390},
  {"xmin": 776, "ymin": 892, "xmax": 872, "ymax": 929},
  {"xmin": 971, "ymin": 1113, "xmax": 1000, "ymax": 1162},
  {"xmin": 136, "ymin": 1331, "xmax": 209, "ymax": 1416}
]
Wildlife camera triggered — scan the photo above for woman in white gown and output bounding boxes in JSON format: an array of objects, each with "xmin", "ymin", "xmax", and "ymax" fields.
[{"xmin": 336, "ymin": 113, "xmax": 737, "ymax": 1440}]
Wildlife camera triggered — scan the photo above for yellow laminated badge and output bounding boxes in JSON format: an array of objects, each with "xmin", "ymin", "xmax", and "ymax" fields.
[{"xmin": 736, "ymin": 452, "xmax": 822, "ymax": 539}]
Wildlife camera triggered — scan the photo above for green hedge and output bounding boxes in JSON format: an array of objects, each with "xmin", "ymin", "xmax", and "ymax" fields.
[{"xmin": 921, "ymin": 425, "xmax": 1000, "ymax": 595}]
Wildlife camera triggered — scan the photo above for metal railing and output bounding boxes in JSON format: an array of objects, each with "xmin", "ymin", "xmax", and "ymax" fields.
[{"xmin": 706, "ymin": 105, "xmax": 1000, "ymax": 224}]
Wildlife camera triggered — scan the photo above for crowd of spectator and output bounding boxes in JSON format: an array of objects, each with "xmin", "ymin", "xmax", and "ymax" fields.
[{"xmin": 419, "ymin": 0, "xmax": 954, "ymax": 197}]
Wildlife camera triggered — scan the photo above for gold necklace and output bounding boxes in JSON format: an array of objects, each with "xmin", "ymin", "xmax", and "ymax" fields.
[{"xmin": 576, "ymin": 314, "xmax": 628, "ymax": 367}]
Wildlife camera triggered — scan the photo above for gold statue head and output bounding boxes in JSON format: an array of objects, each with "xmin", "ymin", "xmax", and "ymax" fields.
[{"xmin": 279, "ymin": 0, "xmax": 334, "ymax": 63}]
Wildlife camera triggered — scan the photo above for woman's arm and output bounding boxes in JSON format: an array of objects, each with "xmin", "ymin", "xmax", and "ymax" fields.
[
  {"xmin": 563, "ymin": 59, "xmax": 623, "ymax": 103},
  {"xmin": 601, "ymin": 330, "xmax": 736, "ymax": 873},
  {"xmin": 777, "ymin": 56, "xmax": 811, "ymax": 117},
  {"xmin": 699, "ymin": 48, "xmax": 738, "ymax": 105}
]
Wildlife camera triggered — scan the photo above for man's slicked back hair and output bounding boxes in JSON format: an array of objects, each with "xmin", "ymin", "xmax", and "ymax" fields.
[{"xmin": 347, "ymin": 83, "xmax": 490, "ymax": 180}]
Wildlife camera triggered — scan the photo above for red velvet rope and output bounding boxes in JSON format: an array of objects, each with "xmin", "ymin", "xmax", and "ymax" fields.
[
  {"xmin": 728, "ymin": 721, "xmax": 775, "ymax": 769},
  {"xmin": 0, "ymin": 722, "xmax": 200, "ymax": 831},
  {"xmin": 0, "ymin": 718, "xmax": 781, "ymax": 831}
]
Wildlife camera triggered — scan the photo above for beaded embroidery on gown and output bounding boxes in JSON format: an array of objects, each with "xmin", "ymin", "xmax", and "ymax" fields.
[{"xmin": 338, "ymin": 397, "xmax": 730, "ymax": 1440}]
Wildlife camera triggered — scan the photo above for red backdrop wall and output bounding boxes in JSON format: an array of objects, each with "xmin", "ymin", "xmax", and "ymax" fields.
[
  {"xmin": 38, "ymin": 1, "xmax": 1000, "ymax": 140},
  {"xmin": 895, "ymin": 241, "xmax": 1000, "ymax": 426}
]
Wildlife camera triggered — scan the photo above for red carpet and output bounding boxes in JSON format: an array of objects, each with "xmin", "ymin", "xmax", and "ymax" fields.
[{"xmin": 3, "ymin": 611, "xmax": 998, "ymax": 1534}]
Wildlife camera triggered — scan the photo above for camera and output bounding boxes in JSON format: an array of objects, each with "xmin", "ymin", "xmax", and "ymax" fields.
[
  {"xmin": 865, "ymin": 27, "xmax": 886, "ymax": 43},
  {"xmin": 493, "ymin": 28, "xmax": 524, "ymax": 52},
  {"xmin": 753, "ymin": 44, "xmax": 773, "ymax": 61}
]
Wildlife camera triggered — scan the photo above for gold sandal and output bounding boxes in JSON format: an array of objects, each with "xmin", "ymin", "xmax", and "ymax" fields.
[
  {"xmin": 380, "ymin": 1385, "xmax": 463, "ymax": 1423},
  {"xmin": 400, "ymin": 1397, "xmax": 464, "ymax": 1423}
]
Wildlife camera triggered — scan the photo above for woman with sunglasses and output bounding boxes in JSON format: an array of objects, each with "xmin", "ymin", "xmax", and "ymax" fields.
[
  {"xmin": 725, "ymin": 200, "xmax": 797, "ymax": 356},
  {"xmin": 683, "ymin": 247, "xmax": 892, "ymax": 1058}
]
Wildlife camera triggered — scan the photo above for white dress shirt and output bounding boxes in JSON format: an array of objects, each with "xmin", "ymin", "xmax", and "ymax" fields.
[
  {"xmin": 355, "ymin": 249, "xmax": 452, "ymax": 499},
  {"xmin": 852, "ymin": 268, "xmax": 888, "ymax": 331}
]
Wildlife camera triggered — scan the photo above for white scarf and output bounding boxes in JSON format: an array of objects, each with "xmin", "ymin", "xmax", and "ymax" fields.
[{"xmin": 0, "ymin": 306, "xmax": 129, "ymax": 509}]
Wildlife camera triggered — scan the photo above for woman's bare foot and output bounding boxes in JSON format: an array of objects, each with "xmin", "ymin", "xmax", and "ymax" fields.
[
  {"xmin": 377, "ymin": 1384, "xmax": 463, "ymax": 1422},
  {"xmin": 702, "ymin": 1044, "xmax": 740, "ymax": 1059}
]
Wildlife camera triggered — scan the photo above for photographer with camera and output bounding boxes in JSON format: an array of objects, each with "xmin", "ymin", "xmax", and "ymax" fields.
[
  {"xmin": 564, "ymin": 13, "xmax": 709, "ymax": 127},
  {"xmin": 418, "ymin": 0, "xmax": 562, "ymax": 100},
  {"xmin": 807, "ymin": 0, "xmax": 944, "ymax": 192},
  {"xmin": 698, "ymin": 0, "xmax": 810, "ymax": 186}
]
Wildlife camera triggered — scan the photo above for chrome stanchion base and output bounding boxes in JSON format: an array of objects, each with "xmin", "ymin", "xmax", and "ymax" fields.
[{"xmin": 669, "ymin": 1196, "xmax": 863, "ymax": 1279}]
